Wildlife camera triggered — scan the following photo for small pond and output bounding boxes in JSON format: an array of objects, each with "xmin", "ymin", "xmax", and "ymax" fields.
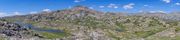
[{"xmin": 15, "ymin": 21, "xmax": 64, "ymax": 33}]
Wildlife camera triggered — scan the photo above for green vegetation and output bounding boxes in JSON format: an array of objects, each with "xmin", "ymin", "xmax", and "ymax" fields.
[
  {"xmin": 40, "ymin": 32, "xmax": 68, "ymax": 39},
  {"xmin": 3, "ymin": 17, "xmax": 24, "ymax": 22},
  {"xmin": 0, "ymin": 37, "xmax": 5, "ymax": 40},
  {"xmin": 73, "ymin": 16, "xmax": 107, "ymax": 29},
  {"xmin": 115, "ymin": 22, "xmax": 126, "ymax": 32},
  {"xmin": 107, "ymin": 30, "xmax": 121, "ymax": 40},
  {"xmin": 135, "ymin": 31, "xmax": 156, "ymax": 38},
  {"xmin": 135, "ymin": 28, "xmax": 166, "ymax": 38},
  {"xmin": 175, "ymin": 36, "xmax": 180, "ymax": 40},
  {"xmin": 175, "ymin": 27, "xmax": 180, "ymax": 32}
]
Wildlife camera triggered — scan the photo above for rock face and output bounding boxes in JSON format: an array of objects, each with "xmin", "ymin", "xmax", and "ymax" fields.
[{"xmin": 0, "ymin": 20, "xmax": 41, "ymax": 39}]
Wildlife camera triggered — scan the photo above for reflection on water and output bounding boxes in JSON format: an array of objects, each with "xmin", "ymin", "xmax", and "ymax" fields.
[{"xmin": 15, "ymin": 21, "xmax": 63, "ymax": 33}]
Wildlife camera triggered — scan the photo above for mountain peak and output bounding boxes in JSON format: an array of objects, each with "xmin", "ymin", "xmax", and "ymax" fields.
[{"xmin": 72, "ymin": 6, "xmax": 90, "ymax": 11}]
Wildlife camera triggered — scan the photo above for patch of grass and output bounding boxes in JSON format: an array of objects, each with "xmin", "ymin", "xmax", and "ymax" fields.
[
  {"xmin": 167, "ymin": 21, "xmax": 179, "ymax": 26},
  {"xmin": 135, "ymin": 31, "xmax": 155, "ymax": 38},
  {"xmin": 135, "ymin": 28, "xmax": 166, "ymax": 38},
  {"xmin": 0, "ymin": 37, "xmax": 5, "ymax": 40},
  {"xmin": 146, "ymin": 36, "xmax": 173, "ymax": 40},
  {"xmin": 40, "ymin": 32, "xmax": 68, "ymax": 39},
  {"xmin": 115, "ymin": 22, "xmax": 125, "ymax": 31},
  {"xmin": 73, "ymin": 16, "xmax": 107, "ymax": 28},
  {"xmin": 4, "ymin": 18, "xmax": 24, "ymax": 22},
  {"xmin": 107, "ymin": 30, "xmax": 121, "ymax": 40},
  {"xmin": 175, "ymin": 27, "xmax": 180, "ymax": 32},
  {"xmin": 175, "ymin": 36, "xmax": 180, "ymax": 40},
  {"xmin": 149, "ymin": 20, "xmax": 160, "ymax": 26}
]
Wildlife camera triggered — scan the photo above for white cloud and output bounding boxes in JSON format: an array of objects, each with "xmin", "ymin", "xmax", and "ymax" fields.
[
  {"xmin": 99, "ymin": 6, "xmax": 105, "ymax": 8},
  {"xmin": 89, "ymin": 7, "xmax": 94, "ymax": 9},
  {"xmin": 14, "ymin": 12, "xmax": 22, "ymax": 15},
  {"xmin": 30, "ymin": 11, "xmax": 38, "ymax": 14},
  {"xmin": 162, "ymin": 0, "xmax": 171, "ymax": 3},
  {"xmin": 143, "ymin": 5, "xmax": 153, "ymax": 8},
  {"xmin": 138, "ymin": 10, "xmax": 145, "ymax": 13},
  {"xmin": 176, "ymin": 3, "xmax": 180, "ymax": 6},
  {"xmin": 144, "ymin": 5, "xmax": 149, "ymax": 7},
  {"xmin": 74, "ymin": 0, "xmax": 85, "ymax": 3},
  {"xmin": 74, "ymin": 0, "xmax": 80, "ymax": 3},
  {"xmin": 149, "ymin": 10, "xmax": 166, "ymax": 13},
  {"xmin": 107, "ymin": 3, "xmax": 118, "ymax": 9},
  {"xmin": 42, "ymin": 9, "xmax": 51, "ymax": 12},
  {"xmin": 149, "ymin": 11, "xmax": 156, "ymax": 13},
  {"xmin": 0, "ymin": 12, "xmax": 8, "ymax": 17},
  {"xmin": 0, "ymin": 12, "xmax": 17, "ymax": 17},
  {"xmin": 158, "ymin": 10, "xmax": 166, "ymax": 13},
  {"xmin": 0, "ymin": 12, "xmax": 25, "ymax": 17},
  {"xmin": 114, "ymin": 6, "xmax": 118, "ymax": 9},
  {"xmin": 123, "ymin": 3, "xmax": 135, "ymax": 10}
]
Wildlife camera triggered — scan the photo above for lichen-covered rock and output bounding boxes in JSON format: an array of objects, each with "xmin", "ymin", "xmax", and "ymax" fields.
[{"xmin": 0, "ymin": 20, "xmax": 42, "ymax": 39}]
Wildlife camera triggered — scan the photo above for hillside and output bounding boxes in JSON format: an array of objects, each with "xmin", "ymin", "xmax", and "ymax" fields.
[{"xmin": 0, "ymin": 6, "xmax": 180, "ymax": 40}]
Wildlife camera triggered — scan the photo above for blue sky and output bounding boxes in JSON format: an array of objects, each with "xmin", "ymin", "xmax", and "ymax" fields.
[{"xmin": 0, "ymin": 0, "xmax": 180, "ymax": 17}]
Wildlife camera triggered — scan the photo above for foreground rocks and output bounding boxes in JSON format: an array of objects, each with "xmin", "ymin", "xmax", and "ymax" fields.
[{"xmin": 0, "ymin": 20, "xmax": 42, "ymax": 39}]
